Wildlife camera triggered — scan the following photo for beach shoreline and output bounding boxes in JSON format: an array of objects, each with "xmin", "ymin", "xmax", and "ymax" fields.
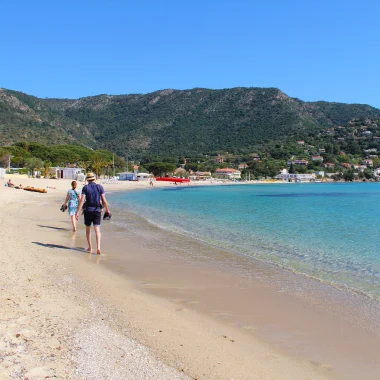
[{"xmin": 1, "ymin": 175, "xmax": 379, "ymax": 379}]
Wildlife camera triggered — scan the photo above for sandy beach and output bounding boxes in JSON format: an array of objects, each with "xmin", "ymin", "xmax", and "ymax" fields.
[{"xmin": 1, "ymin": 175, "xmax": 379, "ymax": 379}]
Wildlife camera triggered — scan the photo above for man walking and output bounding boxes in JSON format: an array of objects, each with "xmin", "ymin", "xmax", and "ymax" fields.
[{"xmin": 76, "ymin": 172, "xmax": 111, "ymax": 255}]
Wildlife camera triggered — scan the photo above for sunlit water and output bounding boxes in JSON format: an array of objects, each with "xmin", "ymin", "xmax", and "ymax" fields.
[{"xmin": 111, "ymin": 183, "xmax": 380, "ymax": 300}]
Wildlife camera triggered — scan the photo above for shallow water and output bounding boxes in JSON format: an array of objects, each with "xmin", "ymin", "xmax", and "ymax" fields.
[{"xmin": 111, "ymin": 182, "xmax": 380, "ymax": 301}]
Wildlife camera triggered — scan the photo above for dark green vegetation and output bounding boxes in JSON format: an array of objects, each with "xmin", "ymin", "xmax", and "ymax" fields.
[
  {"xmin": 2, "ymin": 87, "xmax": 380, "ymax": 160},
  {"xmin": 1, "ymin": 87, "xmax": 380, "ymax": 180},
  {"xmin": 0, "ymin": 142, "xmax": 126, "ymax": 176}
]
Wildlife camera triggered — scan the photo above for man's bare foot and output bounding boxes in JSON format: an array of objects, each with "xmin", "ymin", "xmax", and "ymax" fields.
[
  {"xmin": 86, "ymin": 247, "xmax": 92, "ymax": 254},
  {"xmin": 97, "ymin": 249, "xmax": 101, "ymax": 255}
]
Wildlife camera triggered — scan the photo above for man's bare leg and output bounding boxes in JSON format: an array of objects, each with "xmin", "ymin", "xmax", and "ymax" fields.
[
  {"xmin": 94, "ymin": 225, "xmax": 101, "ymax": 254},
  {"xmin": 86, "ymin": 226, "xmax": 92, "ymax": 253}
]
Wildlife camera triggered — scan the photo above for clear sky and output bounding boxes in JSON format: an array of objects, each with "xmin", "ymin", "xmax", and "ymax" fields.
[{"xmin": 1, "ymin": 0, "xmax": 379, "ymax": 107}]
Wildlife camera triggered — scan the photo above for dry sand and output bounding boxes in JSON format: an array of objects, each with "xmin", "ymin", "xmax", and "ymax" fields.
[{"xmin": 0, "ymin": 174, "xmax": 358, "ymax": 379}]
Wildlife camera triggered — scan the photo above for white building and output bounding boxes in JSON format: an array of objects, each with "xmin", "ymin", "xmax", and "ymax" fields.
[
  {"xmin": 136, "ymin": 173, "xmax": 152, "ymax": 181},
  {"xmin": 0, "ymin": 168, "xmax": 6, "ymax": 179},
  {"xmin": 52, "ymin": 167, "xmax": 85, "ymax": 180},
  {"xmin": 276, "ymin": 169, "xmax": 315, "ymax": 182}
]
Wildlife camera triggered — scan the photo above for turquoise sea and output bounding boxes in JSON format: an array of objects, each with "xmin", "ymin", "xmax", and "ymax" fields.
[{"xmin": 111, "ymin": 182, "xmax": 380, "ymax": 301}]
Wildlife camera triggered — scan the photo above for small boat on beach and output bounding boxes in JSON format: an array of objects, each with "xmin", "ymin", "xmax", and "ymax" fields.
[
  {"xmin": 155, "ymin": 177, "xmax": 190, "ymax": 183},
  {"xmin": 24, "ymin": 186, "xmax": 47, "ymax": 193}
]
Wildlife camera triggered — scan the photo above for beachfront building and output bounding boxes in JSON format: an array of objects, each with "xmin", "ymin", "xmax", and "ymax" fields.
[
  {"xmin": 215, "ymin": 168, "xmax": 241, "ymax": 180},
  {"xmin": 136, "ymin": 173, "xmax": 152, "ymax": 181},
  {"xmin": 119, "ymin": 172, "xmax": 137, "ymax": 181},
  {"xmin": 276, "ymin": 169, "xmax": 315, "ymax": 182},
  {"xmin": 190, "ymin": 171, "xmax": 212, "ymax": 181},
  {"xmin": 51, "ymin": 167, "xmax": 85, "ymax": 180}
]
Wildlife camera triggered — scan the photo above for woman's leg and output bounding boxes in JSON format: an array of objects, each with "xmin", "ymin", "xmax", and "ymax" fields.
[{"xmin": 71, "ymin": 215, "xmax": 77, "ymax": 232}]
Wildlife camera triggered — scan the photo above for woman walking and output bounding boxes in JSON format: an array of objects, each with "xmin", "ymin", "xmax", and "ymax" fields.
[{"xmin": 64, "ymin": 180, "xmax": 81, "ymax": 232}]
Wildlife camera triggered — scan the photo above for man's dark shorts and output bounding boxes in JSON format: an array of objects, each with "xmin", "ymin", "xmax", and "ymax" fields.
[{"xmin": 84, "ymin": 211, "xmax": 101, "ymax": 226}]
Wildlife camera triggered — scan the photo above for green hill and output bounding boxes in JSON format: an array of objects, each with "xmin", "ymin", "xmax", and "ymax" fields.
[{"xmin": 1, "ymin": 87, "xmax": 380, "ymax": 158}]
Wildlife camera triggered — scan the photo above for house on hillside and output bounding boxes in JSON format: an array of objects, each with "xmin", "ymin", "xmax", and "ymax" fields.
[
  {"xmin": 215, "ymin": 155, "xmax": 224, "ymax": 163},
  {"xmin": 238, "ymin": 163, "xmax": 248, "ymax": 170},
  {"xmin": 312, "ymin": 156, "xmax": 324, "ymax": 162},
  {"xmin": 287, "ymin": 159, "xmax": 308, "ymax": 166},
  {"xmin": 251, "ymin": 154, "xmax": 261, "ymax": 161},
  {"xmin": 353, "ymin": 165, "xmax": 367, "ymax": 172},
  {"xmin": 362, "ymin": 159, "xmax": 373, "ymax": 167},
  {"xmin": 215, "ymin": 168, "xmax": 241, "ymax": 180}
]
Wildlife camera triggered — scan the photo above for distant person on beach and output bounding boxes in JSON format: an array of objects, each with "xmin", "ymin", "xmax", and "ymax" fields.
[
  {"xmin": 76, "ymin": 172, "xmax": 111, "ymax": 255},
  {"xmin": 63, "ymin": 181, "xmax": 80, "ymax": 232},
  {"xmin": 149, "ymin": 178, "xmax": 153, "ymax": 187},
  {"xmin": 7, "ymin": 179, "xmax": 14, "ymax": 188}
]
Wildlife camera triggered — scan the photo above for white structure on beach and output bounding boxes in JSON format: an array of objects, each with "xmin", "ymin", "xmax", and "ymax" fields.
[
  {"xmin": 51, "ymin": 167, "xmax": 85, "ymax": 180},
  {"xmin": 136, "ymin": 173, "xmax": 152, "ymax": 181},
  {"xmin": 0, "ymin": 168, "xmax": 6, "ymax": 179},
  {"xmin": 276, "ymin": 169, "xmax": 315, "ymax": 182}
]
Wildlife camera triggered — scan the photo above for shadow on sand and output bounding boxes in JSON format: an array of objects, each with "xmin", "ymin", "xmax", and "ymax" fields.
[
  {"xmin": 37, "ymin": 225, "xmax": 71, "ymax": 231},
  {"xmin": 32, "ymin": 242, "xmax": 85, "ymax": 253}
]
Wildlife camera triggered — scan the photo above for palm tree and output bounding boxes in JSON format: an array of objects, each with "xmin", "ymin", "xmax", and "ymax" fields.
[
  {"xmin": 76, "ymin": 160, "xmax": 90, "ymax": 172},
  {"xmin": 42, "ymin": 160, "xmax": 52, "ymax": 178},
  {"xmin": 90, "ymin": 154, "xmax": 107, "ymax": 178}
]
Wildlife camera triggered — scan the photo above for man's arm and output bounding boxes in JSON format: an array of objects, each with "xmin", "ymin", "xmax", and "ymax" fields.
[
  {"xmin": 75, "ymin": 194, "xmax": 86, "ymax": 220},
  {"xmin": 101, "ymin": 194, "xmax": 110, "ymax": 213}
]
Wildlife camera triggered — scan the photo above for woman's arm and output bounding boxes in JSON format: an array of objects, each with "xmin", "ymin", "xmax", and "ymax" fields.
[
  {"xmin": 75, "ymin": 194, "xmax": 86, "ymax": 220},
  {"xmin": 64, "ymin": 191, "xmax": 70, "ymax": 206}
]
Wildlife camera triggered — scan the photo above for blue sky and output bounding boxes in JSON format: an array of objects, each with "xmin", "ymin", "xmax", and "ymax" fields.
[{"xmin": 1, "ymin": 0, "xmax": 379, "ymax": 107}]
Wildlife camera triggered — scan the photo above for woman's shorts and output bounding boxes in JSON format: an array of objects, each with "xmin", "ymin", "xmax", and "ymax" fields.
[{"xmin": 84, "ymin": 211, "xmax": 101, "ymax": 226}]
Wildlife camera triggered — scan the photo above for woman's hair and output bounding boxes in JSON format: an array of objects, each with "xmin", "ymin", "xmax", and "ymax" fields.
[{"xmin": 71, "ymin": 180, "xmax": 77, "ymax": 188}]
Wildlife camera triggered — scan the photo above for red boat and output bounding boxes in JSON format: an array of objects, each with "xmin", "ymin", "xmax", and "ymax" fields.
[{"xmin": 155, "ymin": 177, "xmax": 190, "ymax": 183}]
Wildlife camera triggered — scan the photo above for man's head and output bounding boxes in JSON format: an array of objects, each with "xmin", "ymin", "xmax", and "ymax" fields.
[{"xmin": 86, "ymin": 172, "xmax": 96, "ymax": 182}]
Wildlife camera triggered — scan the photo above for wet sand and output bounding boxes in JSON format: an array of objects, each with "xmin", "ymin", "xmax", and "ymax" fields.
[{"xmin": 1, "ymin": 175, "xmax": 379, "ymax": 379}]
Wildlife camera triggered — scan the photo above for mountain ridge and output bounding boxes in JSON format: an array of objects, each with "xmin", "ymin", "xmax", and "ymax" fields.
[{"xmin": 1, "ymin": 87, "xmax": 380, "ymax": 158}]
